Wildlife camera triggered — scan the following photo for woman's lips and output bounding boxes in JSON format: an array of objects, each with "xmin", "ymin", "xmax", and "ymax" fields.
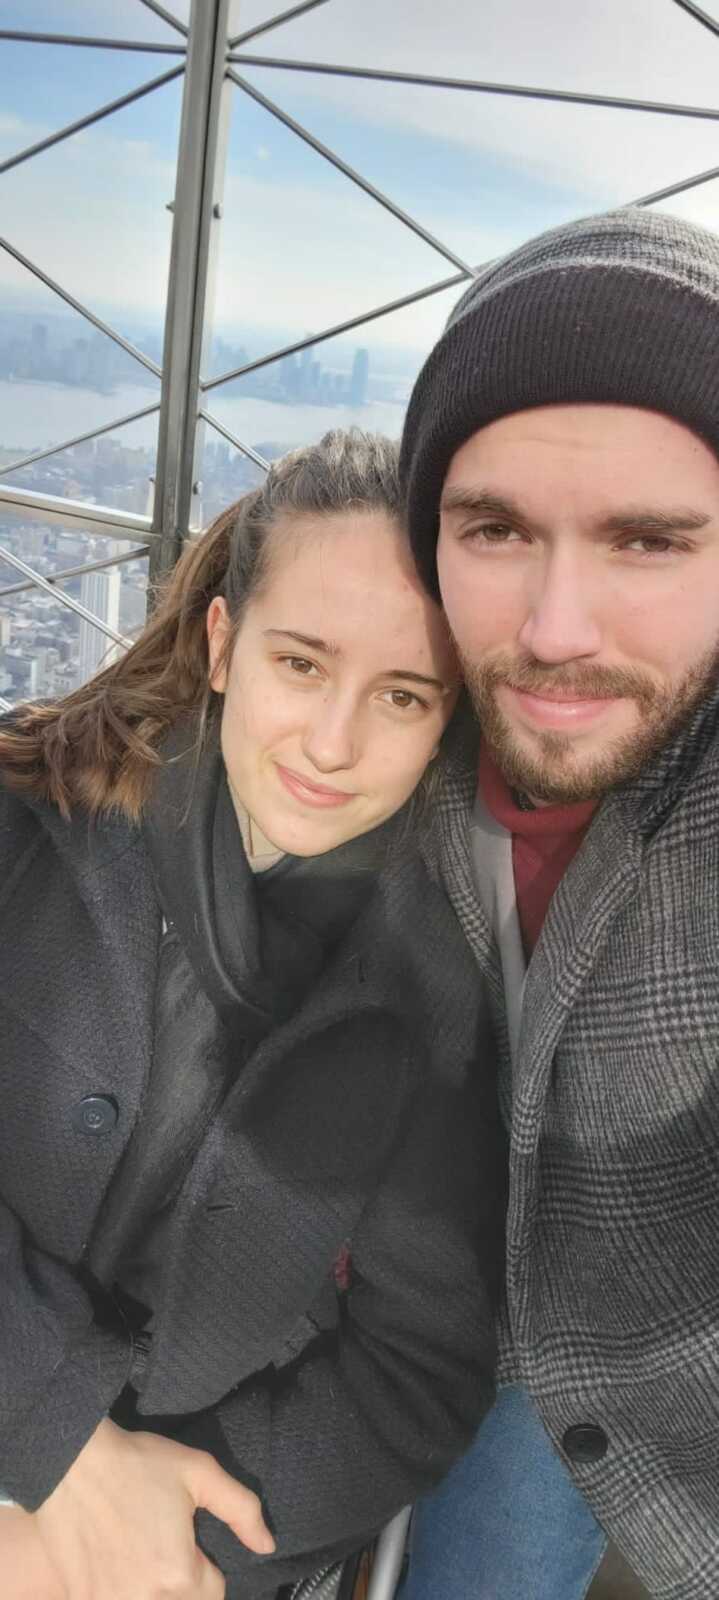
[
  {"xmin": 275, "ymin": 763, "xmax": 355, "ymax": 807},
  {"xmin": 504, "ymin": 686, "xmax": 618, "ymax": 731}
]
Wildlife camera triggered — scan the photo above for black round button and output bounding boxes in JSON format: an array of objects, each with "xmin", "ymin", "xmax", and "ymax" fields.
[
  {"xmin": 71, "ymin": 1095, "xmax": 119, "ymax": 1136},
  {"xmin": 562, "ymin": 1424, "xmax": 608, "ymax": 1464}
]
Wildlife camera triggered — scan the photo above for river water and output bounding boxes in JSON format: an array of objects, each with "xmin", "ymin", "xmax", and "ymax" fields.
[{"xmin": 0, "ymin": 379, "xmax": 408, "ymax": 458}]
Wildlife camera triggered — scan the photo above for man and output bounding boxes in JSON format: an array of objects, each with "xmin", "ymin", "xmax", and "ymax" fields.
[{"xmin": 398, "ymin": 207, "xmax": 719, "ymax": 1600}]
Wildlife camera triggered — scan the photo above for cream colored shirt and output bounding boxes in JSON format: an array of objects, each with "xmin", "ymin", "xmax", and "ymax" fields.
[{"xmin": 236, "ymin": 801, "xmax": 285, "ymax": 875}]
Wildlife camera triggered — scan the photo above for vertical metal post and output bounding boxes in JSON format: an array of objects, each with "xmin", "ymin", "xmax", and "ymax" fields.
[
  {"xmin": 150, "ymin": 0, "xmax": 231, "ymax": 585},
  {"xmin": 365, "ymin": 1508, "xmax": 412, "ymax": 1600}
]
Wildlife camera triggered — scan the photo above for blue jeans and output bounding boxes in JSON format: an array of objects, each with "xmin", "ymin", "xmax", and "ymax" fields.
[{"xmin": 401, "ymin": 1385, "xmax": 607, "ymax": 1600}]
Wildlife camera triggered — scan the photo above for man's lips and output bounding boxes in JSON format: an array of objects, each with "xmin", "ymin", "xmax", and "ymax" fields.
[
  {"xmin": 502, "ymin": 685, "xmax": 618, "ymax": 730},
  {"xmin": 275, "ymin": 762, "xmax": 355, "ymax": 807}
]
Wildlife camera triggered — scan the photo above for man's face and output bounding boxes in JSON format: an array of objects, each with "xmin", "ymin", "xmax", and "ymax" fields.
[{"xmin": 437, "ymin": 404, "xmax": 719, "ymax": 804}]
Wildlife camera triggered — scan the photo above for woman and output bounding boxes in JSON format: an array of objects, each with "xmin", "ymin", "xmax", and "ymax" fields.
[{"xmin": 0, "ymin": 430, "xmax": 504, "ymax": 1600}]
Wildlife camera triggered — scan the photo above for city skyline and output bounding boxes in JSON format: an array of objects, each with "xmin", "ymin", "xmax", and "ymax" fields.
[
  {"xmin": 0, "ymin": 518, "xmax": 148, "ymax": 707},
  {"xmin": 0, "ymin": 308, "xmax": 373, "ymax": 406}
]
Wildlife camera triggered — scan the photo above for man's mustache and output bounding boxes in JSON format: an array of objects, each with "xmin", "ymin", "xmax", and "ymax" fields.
[{"xmin": 468, "ymin": 653, "xmax": 660, "ymax": 706}]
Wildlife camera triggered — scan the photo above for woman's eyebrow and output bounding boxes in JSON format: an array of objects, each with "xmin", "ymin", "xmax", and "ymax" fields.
[
  {"xmin": 265, "ymin": 630, "xmax": 447, "ymax": 691},
  {"xmin": 264, "ymin": 628, "xmax": 340, "ymax": 655},
  {"xmin": 384, "ymin": 669, "xmax": 447, "ymax": 691}
]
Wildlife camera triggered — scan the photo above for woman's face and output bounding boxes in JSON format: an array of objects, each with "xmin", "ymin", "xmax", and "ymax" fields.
[{"xmin": 206, "ymin": 508, "xmax": 458, "ymax": 856}]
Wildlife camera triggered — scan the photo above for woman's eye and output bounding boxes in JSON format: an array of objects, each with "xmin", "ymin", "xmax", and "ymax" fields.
[{"xmin": 280, "ymin": 656, "xmax": 319, "ymax": 676}]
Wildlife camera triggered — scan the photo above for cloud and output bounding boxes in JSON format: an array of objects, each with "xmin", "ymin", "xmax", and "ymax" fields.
[
  {"xmin": 214, "ymin": 166, "xmax": 450, "ymax": 345},
  {"xmin": 0, "ymin": 110, "xmax": 51, "ymax": 156},
  {"xmin": 239, "ymin": 0, "xmax": 719, "ymax": 202},
  {"xmin": 1, "ymin": 115, "xmax": 178, "ymax": 322}
]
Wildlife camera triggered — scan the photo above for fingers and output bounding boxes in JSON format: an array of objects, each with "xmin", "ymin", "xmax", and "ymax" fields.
[{"xmin": 188, "ymin": 1453, "xmax": 275, "ymax": 1555}]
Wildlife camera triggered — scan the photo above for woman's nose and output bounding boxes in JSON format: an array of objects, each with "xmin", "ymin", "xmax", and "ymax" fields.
[{"xmin": 300, "ymin": 695, "xmax": 359, "ymax": 773}]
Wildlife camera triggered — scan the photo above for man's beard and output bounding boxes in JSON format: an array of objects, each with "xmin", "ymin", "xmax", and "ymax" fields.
[{"xmin": 460, "ymin": 646, "xmax": 719, "ymax": 804}]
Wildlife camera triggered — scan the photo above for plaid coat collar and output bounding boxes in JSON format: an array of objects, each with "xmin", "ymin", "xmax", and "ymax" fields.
[{"xmin": 432, "ymin": 680, "xmax": 719, "ymax": 955}]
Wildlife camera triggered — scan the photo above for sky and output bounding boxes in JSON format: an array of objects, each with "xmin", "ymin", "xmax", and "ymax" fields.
[{"xmin": 1, "ymin": 0, "xmax": 718, "ymax": 369}]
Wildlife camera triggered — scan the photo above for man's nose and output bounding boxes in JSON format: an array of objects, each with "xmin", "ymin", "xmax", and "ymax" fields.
[
  {"xmin": 518, "ymin": 550, "xmax": 602, "ymax": 663},
  {"xmin": 301, "ymin": 692, "xmax": 359, "ymax": 773}
]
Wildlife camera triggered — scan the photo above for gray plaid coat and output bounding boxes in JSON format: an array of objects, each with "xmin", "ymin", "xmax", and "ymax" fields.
[{"xmin": 428, "ymin": 695, "xmax": 719, "ymax": 1600}]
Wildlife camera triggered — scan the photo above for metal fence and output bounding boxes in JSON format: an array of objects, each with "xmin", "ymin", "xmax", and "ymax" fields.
[{"xmin": 0, "ymin": 0, "xmax": 717, "ymax": 709}]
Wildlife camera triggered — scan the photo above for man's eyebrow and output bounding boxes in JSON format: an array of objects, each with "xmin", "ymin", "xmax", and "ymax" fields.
[
  {"xmin": 599, "ymin": 508, "xmax": 712, "ymax": 534},
  {"xmin": 439, "ymin": 488, "xmax": 713, "ymax": 536},
  {"xmin": 440, "ymin": 488, "xmax": 523, "ymax": 521},
  {"xmin": 264, "ymin": 630, "xmax": 448, "ymax": 691}
]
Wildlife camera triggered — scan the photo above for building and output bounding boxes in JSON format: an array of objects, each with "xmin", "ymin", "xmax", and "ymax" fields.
[
  {"xmin": 78, "ymin": 564, "xmax": 121, "ymax": 683},
  {"xmin": 350, "ymin": 348, "xmax": 369, "ymax": 408}
]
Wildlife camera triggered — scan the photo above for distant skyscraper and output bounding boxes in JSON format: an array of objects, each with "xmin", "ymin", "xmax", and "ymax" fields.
[
  {"xmin": 299, "ymin": 343, "xmax": 313, "ymax": 400},
  {"xmin": 350, "ymin": 347, "xmax": 369, "ymax": 407},
  {"xmin": 31, "ymin": 322, "xmax": 47, "ymax": 348},
  {"xmin": 78, "ymin": 563, "xmax": 121, "ymax": 683}
]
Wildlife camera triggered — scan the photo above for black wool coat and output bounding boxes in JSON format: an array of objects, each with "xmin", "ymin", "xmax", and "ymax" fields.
[{"xmin": 0, "ymin": 779, "xmax": 505, "ymax": 1597}]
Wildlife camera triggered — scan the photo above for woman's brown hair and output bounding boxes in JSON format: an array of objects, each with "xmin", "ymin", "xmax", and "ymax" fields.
[{"xmin": 0, "ymin": 429, "xmax": 402, "ymax": 820}]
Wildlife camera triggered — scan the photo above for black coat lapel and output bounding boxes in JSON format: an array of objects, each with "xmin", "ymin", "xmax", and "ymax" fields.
[
  {"xmin": 0, "ymin": 791, "xmax": 160, "ymax": 1257},
  {"xmin": 139, "ymin": 943, "xmax": 414, "ymax": 1412}
]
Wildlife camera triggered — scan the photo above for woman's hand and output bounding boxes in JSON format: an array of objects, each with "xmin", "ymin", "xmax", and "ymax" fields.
[{"xmin": 28, "ymin": 1417, "xmax": 274, "ymax": 1600}]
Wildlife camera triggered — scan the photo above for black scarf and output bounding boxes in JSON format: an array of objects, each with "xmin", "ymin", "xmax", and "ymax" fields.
[
  {"xmin": 87, "ymin": 721, "xmax": 398, "ymax": 1300},
  {"xmin": 144, "ymin": 720, "xmax": 398, "ymax": 1040}
]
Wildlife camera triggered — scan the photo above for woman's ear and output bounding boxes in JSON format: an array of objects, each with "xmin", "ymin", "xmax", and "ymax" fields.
[{"xmin": 206, "ymin": 596, "xmax": 231, "ymax": 693}]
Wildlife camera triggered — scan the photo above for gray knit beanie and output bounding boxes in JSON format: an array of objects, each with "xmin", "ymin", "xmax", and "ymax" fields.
[{"xmin": 400, "ymin": 206, "xmax": 719, "ymax": 597}]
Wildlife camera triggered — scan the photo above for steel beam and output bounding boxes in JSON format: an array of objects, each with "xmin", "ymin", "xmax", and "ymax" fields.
[
  {"xmin": 0, "ymin": 239, "xmax": 162, "ymax": 378},
  {"xmin": 227, "ymin": 69, "xmax": 474, "ymax": 275},
  {"xmin": 632, "ymin": 161, "xmax": 719, "ymax": 207},
  {"xmin": 228, "ymin": 53, "xmax": 719, "ymax": 122},
  {"xmin": 200, "ymin": 410, "xmax": 270, "ymax": 471},
  {"xmin": 151, "ymin": 0, "xmax": 232, "ymax": 584},
  {"xmin": 0, "ymin": 484, "xmax": 154, "ymax": 542},
  {"xmin": 0, "ymin": 29, "xmax": 185, "ymax": 54},
  {"xmin": 138, "ymin": 0, "xmax": 190, "ymax": 36},
  {"xmin": 0, "ymin": 404, "xmax": 161, "ymax": 481},
  {"xmin": 672, "ymin": 0, "xmax": 719, "ymax": 39},
  {"xmin": 202, "ymin": 270, "xmax": 468, "ymax": 392},
  {"xmin": 0, "ymin": 544, "xmax": 132, "ymax": 646},
  {"xmin": 230, "ymin": 0, "xmax": 331, "ymax": 49},
  {"xmin": 0, "ymin": 545, "xmax": 150, "ymax": 601},
  {"xmin": 0, "ymin": 65, "xmax": 185, "ymax": 178}
]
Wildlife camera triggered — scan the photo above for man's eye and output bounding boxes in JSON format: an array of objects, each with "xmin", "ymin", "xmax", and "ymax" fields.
[
  {"xmin": 382, "ymin": 689, "xmax": 424, "ymax": 711},
  {"xmin": 463, "ymin": 523, "xmax": 519, "ymax": 544},
  {"xmin": 480, "ymin": 523, "xmax": 518, "ymax": 542},
  {"xmin": 622, "ymin": 536, "xmax": 675, "ymax": 556}
]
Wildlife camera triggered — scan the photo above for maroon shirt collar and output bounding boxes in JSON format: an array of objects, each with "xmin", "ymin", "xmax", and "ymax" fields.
[{"xmin": 478, "ymin": 742, "xmax": 596, "ymax": 839}]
